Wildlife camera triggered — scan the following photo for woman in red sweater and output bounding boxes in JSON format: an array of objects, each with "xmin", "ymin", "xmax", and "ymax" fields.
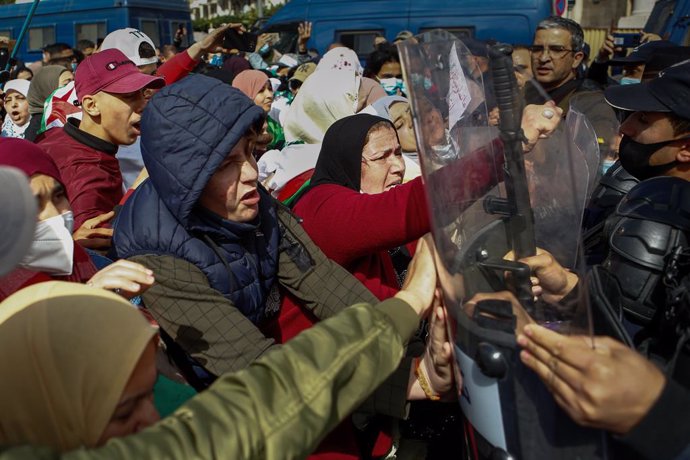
[{"xmin": 292, "ymin": 113, "xmax": 507, "ymax": 300}]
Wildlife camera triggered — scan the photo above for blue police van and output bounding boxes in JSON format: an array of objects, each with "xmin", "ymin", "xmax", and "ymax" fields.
[
  {"xmin": 0, "ymin": 0, "xmax": 191, "ymax": 64},
  {"xmin": 261, "ymin": 0, "xmax": 555, "ymax": 58}
]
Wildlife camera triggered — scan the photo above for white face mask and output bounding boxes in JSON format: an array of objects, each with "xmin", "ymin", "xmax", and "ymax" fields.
[{"xmin": 20, "ymin": 212, "xmax": 75, "ymax": 276}]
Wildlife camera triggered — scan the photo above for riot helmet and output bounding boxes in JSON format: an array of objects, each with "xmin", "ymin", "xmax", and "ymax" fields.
[{"xmin": 599, "ymin": 176, "xmax": 690, "ymax": 325}]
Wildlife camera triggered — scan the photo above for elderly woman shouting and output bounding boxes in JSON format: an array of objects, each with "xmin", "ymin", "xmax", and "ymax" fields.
[{"xmin": 291, "ymin": 106, "xmax": 562, "ymax": 302}]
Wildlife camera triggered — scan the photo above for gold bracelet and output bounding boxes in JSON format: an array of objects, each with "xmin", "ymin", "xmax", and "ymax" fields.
[{"xmin": 415, "ymin": 357, "xmax": 441, "ymax": 401}]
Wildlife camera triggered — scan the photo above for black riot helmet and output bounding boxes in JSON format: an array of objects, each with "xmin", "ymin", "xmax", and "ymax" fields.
[{"xmin": 598, "ymin": 176, "xmax": 690, "ymax": 325}]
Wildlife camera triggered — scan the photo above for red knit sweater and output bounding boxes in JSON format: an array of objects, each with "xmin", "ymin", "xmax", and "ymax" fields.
[
  {"xmin": 293, "ymin": 139, "xmax": 505, "ymax": 300},
  {"xmin": 295, "ymin": 178, "xmax": 429, "ymax": 300}
]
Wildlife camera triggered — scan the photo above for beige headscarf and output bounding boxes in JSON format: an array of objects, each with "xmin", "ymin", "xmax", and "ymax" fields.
[
  {"xmin": 283, "ymin": 68, "xmax": 361, "ymax": 144},
  {"xmin": 27, "ymin": 65, "xmax": 69, "ymax": 115},
  {"xmin": 0, "ymin": 281, "xmax": 156, "ymax": 451}
]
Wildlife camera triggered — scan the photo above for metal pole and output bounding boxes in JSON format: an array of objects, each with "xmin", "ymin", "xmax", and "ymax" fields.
[
  {"xmin": 5, "ymin": 0, "xmax": 42, "ymax": 72},
  {"xmin": 257, "ymin": 0, "xmax": 263, "ymax": 18}
]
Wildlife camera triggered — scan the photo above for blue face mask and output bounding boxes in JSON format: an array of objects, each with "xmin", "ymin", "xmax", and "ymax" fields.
[
  {"xmin": 601, "ymin": 159, "xmax": 616, "ymax": 176},
  {"xmin": 379, "ymin": 77, "xmax": 405, "ymax": 96},
  {"xmin": 620, "ymin": 77, "xmax": 641, "ymax": 85},
  {"xmin": 71, "ymin": 62, "xmax": 78, "ymax": 72},
  {"xmin": 210, "ymin": 54, "xmax": 223, "ymax": 67}
]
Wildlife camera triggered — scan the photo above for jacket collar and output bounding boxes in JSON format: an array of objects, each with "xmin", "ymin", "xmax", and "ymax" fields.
[{"xmin": 63, "ymin": 118, "xmax": 118, "ymax": 155}]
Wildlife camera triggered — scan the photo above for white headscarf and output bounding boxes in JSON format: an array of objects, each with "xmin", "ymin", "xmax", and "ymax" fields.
[
  {"xmin": 283, "ymin": 68, "xmax": 360, "ymax": 144},
  {"xmin": 1, "ymin": 79, "xmax": 32, "ymax": 139},
  {"xmin": 316, "ymin": 47, "xmax": 363, "ymax": 75}
]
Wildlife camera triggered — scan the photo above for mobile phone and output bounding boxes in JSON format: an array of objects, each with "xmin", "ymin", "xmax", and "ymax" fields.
[
  {"xmin": 223, "ymin": 29, "xmax": 258, "ymax": 52},
  {"xmin": 612, "ymin": 32, "xmax": 641, "ymax": 49}
]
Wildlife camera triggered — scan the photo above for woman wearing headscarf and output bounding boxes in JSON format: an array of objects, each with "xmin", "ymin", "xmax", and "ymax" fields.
[
  {"xmin": 0, "ymin": 282, "xmax": 158, "ymax": 451},
  {"xmin": 1, "ymin": 79, "xmax": 31, "ymax": 138},
  {"xmin": 24, "ymin": 65, "xmax": 73, "ymax": 141},
  {"xmin": 232, "ymin": 69, "xmax": 284, "ymax": 151},
  {"xmin": 259, "ymin": 64, "xmax": 384, "ymax": 202},
  {"xmin": 290, "ymin": 113, "xmax": 514, "ymax": 301},
  {"xmin": 316, "ymin": 46, "xmax": 363, "ymax": 75},
  {"xmin": 0, "ymin": 244, "xmax": 443, "ymax": 458},
  {"xmin": 0, "ymin": 139, "xmax": 154, "ymax": 301},
  {"xmin": 222, "ymin": 54, "xmax": 252, "ymax": 80},
  {"xmin": 361, "ymin": 95, "xmax": 421, "ymax": 182}
]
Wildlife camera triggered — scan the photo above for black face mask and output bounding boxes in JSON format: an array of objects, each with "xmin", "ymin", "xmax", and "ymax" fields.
[{"xmin": 618, "ymin": 135, "xmax": 689, "ymax": 180}]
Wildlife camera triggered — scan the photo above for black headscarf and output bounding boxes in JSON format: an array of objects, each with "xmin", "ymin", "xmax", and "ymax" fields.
[{"xmin": 308, "ymin": 113, "xmax": 395, "ymax": 193}]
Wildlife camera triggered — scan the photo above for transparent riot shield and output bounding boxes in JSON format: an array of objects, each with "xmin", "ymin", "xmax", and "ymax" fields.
[
  {"xmin": 398, "ymin": 31, "xmax": 606, "ymax": 459},
  {"xmin": 566, "ymin": 106, "xmax": 604, "ymax": 200}
]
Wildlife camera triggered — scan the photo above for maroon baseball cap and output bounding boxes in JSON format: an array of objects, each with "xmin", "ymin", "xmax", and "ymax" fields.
[{"xmin": 75, "ymin": 48, "xmax": 164, "ymax": 102}]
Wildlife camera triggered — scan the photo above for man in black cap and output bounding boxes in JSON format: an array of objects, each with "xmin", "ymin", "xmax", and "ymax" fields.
[
  {"xmin": 605, "ymin": 60, "xmax": 690, "ymax": 181},
  {"xmin": 589, "ymin": 38, "xmax": 690, "ymax": 86}
]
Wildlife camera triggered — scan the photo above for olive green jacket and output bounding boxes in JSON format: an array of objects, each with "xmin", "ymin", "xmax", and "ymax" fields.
[{"xmin": 0, "ymin": 298, "xmax": 419, "ymax": 460}]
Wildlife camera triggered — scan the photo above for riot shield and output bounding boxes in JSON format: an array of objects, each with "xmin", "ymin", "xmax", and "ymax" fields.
[
  {"xmin": 398, "ymin": 31, "xmax": 606, "ymax": 459},
  {"xmin": 566, "ymin": 106, "xmax": 602, "ymax": 201}
]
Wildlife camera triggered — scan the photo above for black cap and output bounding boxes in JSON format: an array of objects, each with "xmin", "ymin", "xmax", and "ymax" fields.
[
  {"xmin": 644, "ymin": 47, "xmax": 690, "ymax": 75},
  {"xmin": 605, "ymin": 60, "xmax": 690, "ymax": 119},
  {"xmin": 609, "ymin": 40, "xmax": 677, "ymax": 65}
]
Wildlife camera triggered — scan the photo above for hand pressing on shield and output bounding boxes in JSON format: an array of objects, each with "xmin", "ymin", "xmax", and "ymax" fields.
[
  {"xmin": 521, "ymin": 101, "xmax": 563, "ymax": 153},
  {"xmin": 397, "ymin": 235, "xmax": 456, "ymax": 400},
  {"xmin": 517, "ymin": 325, "xmax": 666, "ymax": 434}
]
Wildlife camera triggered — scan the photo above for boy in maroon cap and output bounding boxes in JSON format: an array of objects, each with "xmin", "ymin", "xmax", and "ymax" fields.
[{"xmin": 39, "ymin": 48, "xmax": 164, "ymax": 231}]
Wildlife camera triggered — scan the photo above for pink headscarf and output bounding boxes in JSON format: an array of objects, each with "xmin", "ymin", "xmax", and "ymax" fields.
[
  {"xmin": 357, "ymin": 77, "xmax": 386, "ymax": 112},
  {"xmin": 232, "ymin": 69, "xmax": 269, "ymax": 99}
]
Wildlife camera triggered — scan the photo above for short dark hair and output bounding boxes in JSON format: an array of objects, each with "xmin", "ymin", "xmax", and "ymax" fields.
[
  {"xmin": 536, "ymin": 16, "xmax": 585, "ymax": 52},
  {"xmin": 76, "ymin": 39, "xmax": 95, "ymax": 52},
  {"xmin": 43, "ymin": 43, "xmax": 72, "ymax": 57},
  {"xmin": 364, "ymin": 44, "xmax": 400, "ymax": 79},
  {"xmin": 669, "ymin": 113, "xmax": 690, "ymax": 136}
]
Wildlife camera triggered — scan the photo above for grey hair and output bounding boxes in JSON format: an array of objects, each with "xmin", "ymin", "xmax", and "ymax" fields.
[{"xmin": 536, "ymin": 16, "xmax": 585, "ymax": 52}]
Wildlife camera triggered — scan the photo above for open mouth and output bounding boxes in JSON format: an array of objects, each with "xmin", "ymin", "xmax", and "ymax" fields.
[
  {"xmin": 386, "ymin": 179, "xmax": 403, "ymax": 190},
  {"xmin": 131, "ymin": 121, "xmax": 141, "ymax": 135},
  {"xmin": 241, "ymin": 189, "xmax": 261, "ymax": 205}
]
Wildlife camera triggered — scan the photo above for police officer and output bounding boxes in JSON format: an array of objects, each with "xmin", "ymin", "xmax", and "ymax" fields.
[
  {"xmin": 515, "ymin": 176, "xmax": 690, "ymax": 459},
  {"xmin": 583, "ymin": 60, "xmax": 690, "ymax": 264}
]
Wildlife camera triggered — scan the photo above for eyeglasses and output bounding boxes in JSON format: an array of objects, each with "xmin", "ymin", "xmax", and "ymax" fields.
[{"xmin": 529, "ymin": 45, "xmax": 575, "ymax": 59}]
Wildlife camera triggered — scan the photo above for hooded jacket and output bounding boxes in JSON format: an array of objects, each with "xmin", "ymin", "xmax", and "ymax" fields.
[
  {"xmin": 114, "ymin": 75, "xmax": 278, "ymax": 324},
  {"xmin": 112, "ymin": 75, "xmax": 377, "ymax": 378}
]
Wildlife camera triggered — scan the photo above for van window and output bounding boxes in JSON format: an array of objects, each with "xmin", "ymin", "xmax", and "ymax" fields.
[
  {"xmin": 337, "ymin": 30, "xmax": 383, "ymax": 56},
  {"xmin": 28, "ymin": 26, "xmax": 55, "ymax": 51},
  {"xmin": 140, "ymin": 20, "xmax": 160, "ymax": 47},
  {"xmin": 76, "ymin": 23, "xmax": 106, "ymax": 44}
]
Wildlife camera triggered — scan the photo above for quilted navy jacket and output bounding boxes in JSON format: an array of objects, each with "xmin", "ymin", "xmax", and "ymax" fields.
[{"xmin": 112, "ymin": 75, "xmax": 280, "ymax": 324}]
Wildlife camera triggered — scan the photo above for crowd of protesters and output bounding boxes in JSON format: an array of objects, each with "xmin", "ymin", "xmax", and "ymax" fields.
[{"xmin": 0, "ymin": 12, "xmax": 689, "ymax": 460}]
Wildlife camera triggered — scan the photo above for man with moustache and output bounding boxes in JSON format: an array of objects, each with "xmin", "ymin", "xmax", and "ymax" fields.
[{"xmin": 529, "ymin": 16, "xmax": 618, "ymax": 152}]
